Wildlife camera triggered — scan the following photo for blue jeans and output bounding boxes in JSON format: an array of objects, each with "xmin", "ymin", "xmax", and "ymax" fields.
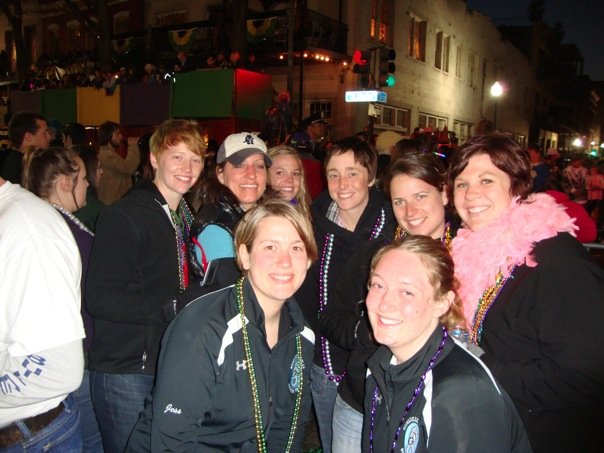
[
  {"xmin": 72, "ymin": 370, "xmax": 103, "ymax": 452},
  {"xmin": 332, "ymin": 394, "xmax": 363, "ymax": 453},
  {"xmin": 90, "ymin": 371, "xmax": 154, "ymax": 453},
  {"xmin": 0, "ymin": 395, "xmax": 82, "ymax": 453},
  {"xmin": 311, "ymin": 363, "xmax": 339, "ymax": 453}
]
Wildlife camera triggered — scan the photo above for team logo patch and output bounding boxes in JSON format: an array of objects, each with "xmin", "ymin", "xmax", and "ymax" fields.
[
  {"xmin": 243, "ymin": 134, "xmax": 255, "ymax": 145},
  {"xmin": 288, "ymin": 353, "xmax": 303, "ymax": 394},
  {"xmin": 401, "ymin": 417, "xmax": 420, "ymax": 453}
]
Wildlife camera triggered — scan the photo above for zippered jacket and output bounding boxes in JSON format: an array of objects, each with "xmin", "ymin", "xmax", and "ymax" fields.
[
  {"xmin": 86, "ymin": 179, "xmax": 182, "ymax": 375},
  {"xmin": 363, "ymin": 327, "xmax": 532, "ymax": 452},
  {"xmin": 127, "ymin": 279, "xmax": 314, "ymax": 452}
]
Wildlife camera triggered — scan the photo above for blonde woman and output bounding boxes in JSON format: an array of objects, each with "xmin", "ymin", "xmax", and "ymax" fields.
[
  {"xmin": 363, "ymin": 236, "xmax": 531, "ymax": 452},
  {"xmin": 267, "ymin": 145, "xmax": 311, "ymax": 220}
]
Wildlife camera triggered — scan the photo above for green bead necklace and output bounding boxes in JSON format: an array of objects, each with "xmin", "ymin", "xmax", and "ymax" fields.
[{"xmin": 236, "ymin": 277, "xmax": 303, "ymax": 453}]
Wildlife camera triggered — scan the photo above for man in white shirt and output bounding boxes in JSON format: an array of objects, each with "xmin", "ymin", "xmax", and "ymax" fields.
[{"xmin": 0, "ymin": 176, "xmax": 85, "ymax": 450}]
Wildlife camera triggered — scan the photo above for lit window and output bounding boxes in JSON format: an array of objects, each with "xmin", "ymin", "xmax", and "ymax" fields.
[{"xmin": 408, "ymin": 16, "xmax": 426, "ymax": 62}]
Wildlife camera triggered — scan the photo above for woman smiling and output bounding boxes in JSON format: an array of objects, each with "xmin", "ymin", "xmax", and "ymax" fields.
[
  {"xmin": 127, "ymin": 200, "xmax": 316, "ymax": 452},
  {"xmin": 449, "ymin": 133, "xmax": 604, "ymax": 452},
  {"xmin": 363, "ymin": 236, "xmax": 531, "ymax": 452}
]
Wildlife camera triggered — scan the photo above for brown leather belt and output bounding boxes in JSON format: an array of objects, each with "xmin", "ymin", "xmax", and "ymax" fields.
[{"xmin": 0, "ymin": 402, "xmax": 64, "ymax": 448}]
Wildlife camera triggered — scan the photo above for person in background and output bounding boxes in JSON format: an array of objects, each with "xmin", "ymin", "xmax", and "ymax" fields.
[
  {"xmin": 267, "ymin": 144, "xmax": 311, "ymax": 219},
  {"xmin": 0, "ymin": 112, "xmax": 50, "ymax": 184},
  {"xmin": 561, "ymin": 154, "xmax": 588, "ymax": 203},
  {"xmin": 475, "ymin": 118, "xmax": 494, "ymax": 135},
  {"xmin": 172, "ymin": 50, "xmax": 192, "ymax": 73},
  {"xmin": 322, "ymin": 150, "xmax": 455, "ymax": 453},
  {"xmin": 362, "ymin": 236, "xmax": 531, "ymax": 452},
  {"xmin": 300, "ymin": 112, "xmax": 329, "ymax": 161},
  {"xmin": 295, "ymin": 136, "xmax": 395, "ymax": 453},
  {"xmin": 127, "ymin": 200, "xmax": 316, "ymax": 452},
  {"xmin": 585, "ymin": 164, "xmax": 604, "ymax": 216},
  {"xmin": 289, "ymin": 130, "xmax": 326, "ymax": 199},
  {"xmin": 86, "ymin": 119, "xmax": 205, "ymax": 452},
  {"xmin": 388, "ymin": 138, "xmax": 422, "ymax": 172},
  {"xmin": 543, "ymin": 177, "xmax": 597, "ymax": 243},
  {"xmin": 142, "ymin": 63, "xmax": 160, "ymax": 84},
  {"xmin": 47, "ymin": 119, "xmax": 63, "ymax": 147},
  {"xmin": 63, "ymin": 122, "xmax": 87, "ymax": 148},
  {"xmin": 449, "ymin": 133, "xmax": 604, "ymax": 452},
  {"xmin": 0, "ymin": 175, "xmax": 84, "ymax": 450},
  {"xmin": 96, "ymin": 121, "xmax": 140, "ymax": 205},
  {"xmin": 74, "ymin": 144, "xmax": 105, "ymax": 232},
  {"xmin": 188, "ymin": 132, "xmax": 270, "ymax": 294},
  {"xmin": 374, "ymin": 130, "xmax": 403, "ymax": 183},
  {"xmin": 527, "ymin": 143, "xmax": 549, "ymax": 192},
  {"xmin": 22, "ymin": 146, "xmax": 103, "ymax": 452},
  {"xmin": 586, "ymin": 164, "xmax": 604, "ymax": 241}
]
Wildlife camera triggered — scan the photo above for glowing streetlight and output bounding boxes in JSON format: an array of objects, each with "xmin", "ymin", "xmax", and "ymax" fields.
[{"xmin": 490, "ymin": 81, "xmax": 504, "ymax": 129}]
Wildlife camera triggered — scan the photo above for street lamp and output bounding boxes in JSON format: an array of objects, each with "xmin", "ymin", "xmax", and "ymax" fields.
[{"xmin": 490, "ymin": 81, "xmax": 504, "ymax": 130}]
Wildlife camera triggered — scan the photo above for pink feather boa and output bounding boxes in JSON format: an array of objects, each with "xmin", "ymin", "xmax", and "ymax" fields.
[{"xmin": 451, "ymin": 193, "xmax": 577, "ymax": 328}]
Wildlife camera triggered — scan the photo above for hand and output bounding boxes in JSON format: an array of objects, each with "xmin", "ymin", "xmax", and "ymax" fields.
[{"xmin": 127, "ymin": 136, "xmax": 139, "ymax": 146}]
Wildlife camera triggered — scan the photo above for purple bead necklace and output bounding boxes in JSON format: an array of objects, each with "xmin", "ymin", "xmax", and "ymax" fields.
[
  {"xmin": 318, "ymin": 209, "xmax": 386, "ymax": 382},
  {"xmin": 369, "ymin": 326, "xmax": 449, "ymax": 453}
]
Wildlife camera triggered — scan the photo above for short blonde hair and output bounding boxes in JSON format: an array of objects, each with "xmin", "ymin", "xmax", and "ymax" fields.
[
  {"xmin": 369, "ymin": 235, "xmax": 466, "ymax": 330},
  {"xmin": 234, "ymin": 198, "xmax": 317, "ymax": 272},
  {"xmin": 150, "ymin": 119, "xmax": 206, "ymax": 159}
]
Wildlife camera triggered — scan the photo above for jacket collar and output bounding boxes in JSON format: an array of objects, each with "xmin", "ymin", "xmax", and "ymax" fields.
[
  {"xmin": 312, "ymin": 186, "xmax": 394, "ymax": 239},
  {"xmin": 238, "ymin": 278, "xmax": 307, "ymax": 343}
]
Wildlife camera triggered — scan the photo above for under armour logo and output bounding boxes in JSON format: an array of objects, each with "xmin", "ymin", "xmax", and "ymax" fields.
[
  {"xmin": 236, "ymin": 360, "xmax": 248, "ymax": 371},
  {"xmin": 243, "ymin": 134, "xmax": 255, "ymax": 145}
]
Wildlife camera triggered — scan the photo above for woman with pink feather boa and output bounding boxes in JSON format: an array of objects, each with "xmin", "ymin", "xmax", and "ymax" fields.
[{"xmin": 448, "ymin": 133, "xmax": 604, "ymax": 453}]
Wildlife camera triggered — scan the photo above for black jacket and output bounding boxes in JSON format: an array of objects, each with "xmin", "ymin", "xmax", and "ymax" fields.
[
  {"xmin": 186, "ymin": 195, "xmax": 245, "ymax": 300},
  {"xmin": 86, "ymin": 179, "xmax": 184, "ymax": 375},
  {"xmin": 320, "ymin": 238, "xmax": 386, "ymax": 412},
  {"xmin": 321, "ymin": 221, "xmax": 459, "ymax": 412},
  {"xmin": 364, "ymin": 327, "xmax": 532, "ymax": 452},
  {"xmin": 127, "ymin": 279, "xmax": 314, "ymax": 452},
  {"xmin": 295, "ymin": 186, "xmax": 395, "ymax": 371},
  {"xmin": 480, "ymin": 233, "xmax": 604, "ymax": 452}
]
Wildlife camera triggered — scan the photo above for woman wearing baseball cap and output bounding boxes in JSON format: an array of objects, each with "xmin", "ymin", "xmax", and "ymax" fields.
[{"xmin": 189, "ymin": 132, "xmax": 271, "ymax": 294}]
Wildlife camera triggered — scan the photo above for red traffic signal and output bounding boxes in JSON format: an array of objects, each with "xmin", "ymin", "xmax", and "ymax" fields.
[{"xmin": 352, "ymin": 50, "xmax": 372, "ymax": 74}]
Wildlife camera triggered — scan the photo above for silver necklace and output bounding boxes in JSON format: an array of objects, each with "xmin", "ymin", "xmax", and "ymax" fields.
[{"xmin": 51, "ymin": 203, "xmax": 94, "ymax": 236}]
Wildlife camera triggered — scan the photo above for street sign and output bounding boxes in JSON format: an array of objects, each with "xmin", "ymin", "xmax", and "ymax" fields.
[{"xmin": 345, "ymin": 90, "xmax": 388, "ymax": 103}]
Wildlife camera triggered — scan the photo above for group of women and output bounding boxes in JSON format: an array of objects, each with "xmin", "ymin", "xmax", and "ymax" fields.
[{"xmin": 21, "ymin": 123, "xmax": 604, "ymax": 453}]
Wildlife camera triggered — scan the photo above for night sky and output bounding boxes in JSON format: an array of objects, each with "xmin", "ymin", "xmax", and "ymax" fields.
[{"xmin": 466, "ymin": 0, "xmax": 604, "ymax": 81}]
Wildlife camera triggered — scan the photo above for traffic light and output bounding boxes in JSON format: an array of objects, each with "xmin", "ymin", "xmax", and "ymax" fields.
[
  {"xmin": 378, "ymin": 47, "xmax": 396, "ymax": 88},
  {"xmin": 352, "ymin": 49, "xmax": 372, "ymax": 89}
]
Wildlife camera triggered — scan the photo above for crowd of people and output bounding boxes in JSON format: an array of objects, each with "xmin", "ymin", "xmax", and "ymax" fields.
[
  {"xmin": 16, "ymin": 49, "xmax": 260, "ymax": 93},
  {"xmin": 1, "ymin": 110, "xmax": 603, "ymax": 453}
]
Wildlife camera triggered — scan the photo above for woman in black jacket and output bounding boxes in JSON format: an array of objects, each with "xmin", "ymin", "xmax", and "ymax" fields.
[
  {"xmin": 321, "ymin": 150, "xmax": 455, "ymax": 452},
  {"xmin": 127, "ymin": 200, "xmax": 317, "ymax": 452},
  {"xmin": 363, "ymin": 236, "xmax": 531, "ymax": 452},
  {"xmin": 449, "ymin": 133, "xmax": 604, "ymax": 452},
  {"xmin": 86, "ymin": 119, "xmax": 205, "ymax": 453},
  {"xmin": 294, "ymin": 136, "xmax": 396, "ymax": 453}
]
